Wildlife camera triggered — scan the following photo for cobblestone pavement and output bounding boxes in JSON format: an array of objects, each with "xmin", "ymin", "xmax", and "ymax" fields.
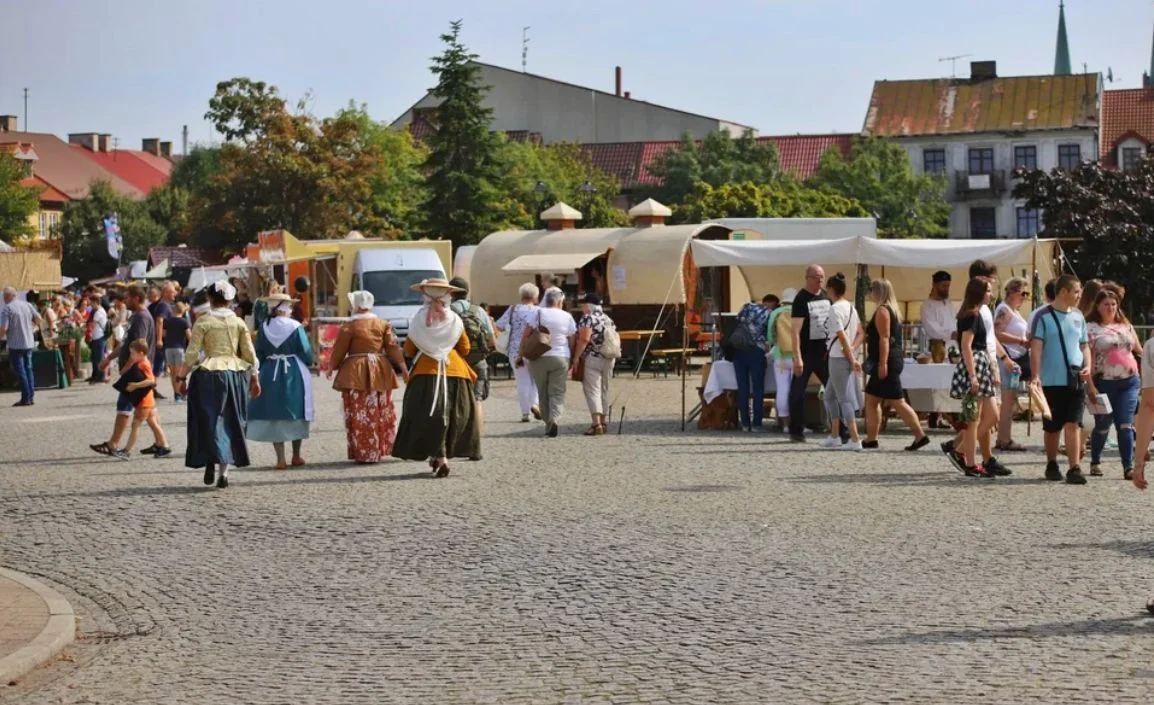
[{"xmin": 3, "ymin": 373, "xmax": 1154, "ymax": 704}]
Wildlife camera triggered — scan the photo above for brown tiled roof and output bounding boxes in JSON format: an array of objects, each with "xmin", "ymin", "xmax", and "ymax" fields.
[
  {"xmin": 21, "ymin": 176, "xmax": 69, "ymax": 205},
  {"xmin": 580, "ymin": 134, "xmax": 853, "ymax": 187},
  {"xmin": 1100, "ymin": 88, "xmax": 1154, "ymax": 167},
  {"xmin": 0, "ymin": 131, "xmax": 143, "ymax": 200},
  {"xmin": 148, "ymin": 246, "xmax": 223, "ymax": 268},
  {"xmin": 863, "ymin": 74, "xmax": 1100, "ymax": 137}
]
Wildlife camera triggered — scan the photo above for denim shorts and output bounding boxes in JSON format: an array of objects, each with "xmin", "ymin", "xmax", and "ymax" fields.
[{"xmin": 116, "ymin": 392, "xmax": 135, "ymax": 416}]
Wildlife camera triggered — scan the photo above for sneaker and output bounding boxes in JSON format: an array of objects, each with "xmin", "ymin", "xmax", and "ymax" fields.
[
  {"xmin": 984, "ymin": 457, "xmax": 1012, "ymax": 476},
  {"xmin": 113, "ymin": 449, "xmax": 130, "ymax": 460},
  {"xmin": 940, "ymin": 440, "xmax": 955, "ymax": 454},
  {"xmin": 841, "ymin": 440, "xmax": 863, "ymax": 452},
  {"xmin": 860, "ymin": 440, "xmax": 880, "ymax": 450},
  {"xmin": 140, "ymin": 444, "xmax": 159, "ymax": 455},
  {"xmin": 546, "ymin": 422, "xmax": 559, "ymax": 438},
  {"xmin": 520, "ymin": 415, "xmax": 531, "ymax": 423},
  {"xmin": 789, "ymin": 434, "xmax": 807, "ymax": 443},
  {"xmin": 216, "ymin": 474, "xmax": 229, "ymax": 489},
  {"xmin": 531, "ymin": 406, "xmax": 542, "ymax": 421},
  {"xmin": 905, "ymin": 436, "xmax": 930, "ymax": 452},
  {"xmin": 153, "ymin": 447, "xmax": 173, "ymax": 459},
  {"xmin": 966, "ymin": 464, "xmax": 993, "ymax": 478},
  {"xmin": 1125, "ymin": 468, "xmax": 1134, "ymax": 481},
  {"xmin": 944, "ymin": 448, "xmax": 967, "ymax": 474},
  {"xmin": 818, "ymin": 437, "xmax": 842, "ymax": 449},
  {"xmin": 1065, "ymin": 466, "xmax": 1087, "ymax": 485},
  {"xmin": 1044, "ymin": 460, "xmax": 1063, "ymax": 482}
]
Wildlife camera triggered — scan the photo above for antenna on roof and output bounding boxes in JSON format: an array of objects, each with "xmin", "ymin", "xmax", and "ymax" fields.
[
  {"xmin": 522, "ymin": 26, "xmax": 530, "ymax": 72},
  {"xmin": 23, "ymin": 88, "xmax": 28, "ymax": 131},
  {"xmin": 938, "ymin": 53, "xmax": 973, "ymax": 78},
  {"xmin": 1107, "ymin": 67, "xmax": 1115, "ymax": 83}
]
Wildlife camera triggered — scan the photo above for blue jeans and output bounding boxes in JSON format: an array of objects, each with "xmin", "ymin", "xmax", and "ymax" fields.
[
  {"xmin": 89, "ymin": 337, "xmax": 107, "ymax": 382},
  {"xmin": 1091, "ymin": 375, "xmax": 1140, "ymax": 469},
  {"xmin": 734, "ymin": 347, "xmax": 767, "ymax": 429},
  {"xmin": 9, "ymin": 347, "xmax": 34, "ymax": 403}
]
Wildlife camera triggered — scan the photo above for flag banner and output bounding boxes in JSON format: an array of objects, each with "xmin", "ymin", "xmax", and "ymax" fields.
[{"xmin": 104, "ymin": 214, "xmax": 121, "ymax": 261}]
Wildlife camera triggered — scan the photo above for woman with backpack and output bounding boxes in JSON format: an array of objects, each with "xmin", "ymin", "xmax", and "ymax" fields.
[
  {"xmin": 571, "ymin": 293, "xmax": 620, "ymax": 436},
  {"xmin": 449, "ymin": 276, "xmax": 496, "ymax": 439},
  {"xmin": 495, "ymin": 283, "xmax": 542, "ymax": 422}
]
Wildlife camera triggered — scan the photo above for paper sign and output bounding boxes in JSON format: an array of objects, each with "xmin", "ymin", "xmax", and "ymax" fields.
[{"xmin": 612, "ymin": 265, "xmax": 626, "ymax": 290}]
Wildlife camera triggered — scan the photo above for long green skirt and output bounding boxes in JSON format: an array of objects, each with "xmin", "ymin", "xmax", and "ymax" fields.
[{"xmin": 392, "ymin": 375, "xmax": 480, "ymax": 461}]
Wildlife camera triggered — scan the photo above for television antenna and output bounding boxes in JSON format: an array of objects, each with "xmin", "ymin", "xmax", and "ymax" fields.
[
  {"xmin": 938, "ymin": 53, "xmax": 973, "ymax": 78},
  {"xmin": 522, "ymin": 26, "xmax": 530, "ymax": 72}
]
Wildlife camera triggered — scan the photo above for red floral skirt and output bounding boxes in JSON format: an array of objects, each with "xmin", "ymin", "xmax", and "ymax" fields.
[{"xmin": 342, "ymin": 389, "xmax": 397, "ymax": 464}]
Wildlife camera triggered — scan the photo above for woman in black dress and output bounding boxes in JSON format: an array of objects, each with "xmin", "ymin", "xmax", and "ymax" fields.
[{"xmin": 861, "ymin": 279, "xmax": 929, "ymax": 451}]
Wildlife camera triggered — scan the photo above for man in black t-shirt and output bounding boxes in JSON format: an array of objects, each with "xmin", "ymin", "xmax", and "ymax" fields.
[{"xmin": 787, "ymin": 264, "xmax": 841, "ymax": 442}]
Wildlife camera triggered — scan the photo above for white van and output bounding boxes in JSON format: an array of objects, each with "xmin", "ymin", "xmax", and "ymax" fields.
[{"xmin": 351, "ymin": 248, "xmax": 445, "ymax": 341}]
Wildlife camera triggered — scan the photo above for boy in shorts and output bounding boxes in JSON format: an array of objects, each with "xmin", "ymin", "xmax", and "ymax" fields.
[{"xmin": 113, "ymin": 339, "xmax": 172, "ymax": 459}]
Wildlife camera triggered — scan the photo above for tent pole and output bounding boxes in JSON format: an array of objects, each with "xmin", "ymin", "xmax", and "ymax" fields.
[
  {"xmin": 681, "ymin": 303, "xmax": 688, "ymax": 432},
  {"xmin": 1028, "ymin": 238, "xmax": 1038, "ymax": 438}
]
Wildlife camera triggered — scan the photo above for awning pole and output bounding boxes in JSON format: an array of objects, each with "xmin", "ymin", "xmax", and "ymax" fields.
[
  {"xmin": 1028, "ymin": 238, "xmax": 1038, "ymax": 438},
  {"xmin": 681, "ymin": 303, "xmax": 688, "ymax": 432}
]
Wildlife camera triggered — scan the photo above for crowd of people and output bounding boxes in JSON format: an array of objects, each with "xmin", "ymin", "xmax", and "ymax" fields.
[
  {"xmin": 6, "ymin": 259, "xmax": 1154, "ymax": 493},
  {"xmin": 0, "ymin": 274, "xmax": 624, "ymax": 489},
  {"xmin": 724, "ymin": 258, "xmax": 1154, "ymax": 489}
]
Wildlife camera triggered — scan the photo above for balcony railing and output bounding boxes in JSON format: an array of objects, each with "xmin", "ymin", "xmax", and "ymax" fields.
[{"xmin": 955, "ymin": 169, "xmax": 1007, "ymax": 199}]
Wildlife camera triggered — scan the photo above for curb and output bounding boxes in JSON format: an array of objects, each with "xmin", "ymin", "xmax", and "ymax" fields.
[{"xmin": 0, "ymin": 567, "xmax": 75, "ymax": 686}]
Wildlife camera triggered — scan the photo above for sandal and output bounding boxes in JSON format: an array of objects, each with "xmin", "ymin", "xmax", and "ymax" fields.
[
  {"xmin": 583, "ymin": 425, "xmax": 605, "ymax": 436},
  {"xmin": 275, "ymin": 462, "xmax": 289, "ymax": 471},
  {"xmin": 1089, "ymin": 464, "xmax": 1103, "ymax": 477},
  {"xmin": 995, "ymin": 441, "xmax": 1028, "ymax": 452},
  {"xmin": 89, "ymin": 442, "xmax": 114, "ymax": 456},
  {"xmin": 291, "ymin": 457, "xmax": 306, "ymax": 467},
  {"xmin": 434, "ymin": 463, "xmax": 451, "ymax": 478}
]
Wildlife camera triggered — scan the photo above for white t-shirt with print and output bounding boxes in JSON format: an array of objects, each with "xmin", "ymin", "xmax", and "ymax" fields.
[
  {"xmin": 980, "ymin": 305, "xmax": 996, "ymax": 355},
  {"xmin": 824, "ymin": 299, "xmax": 859, "ymax": 359}
]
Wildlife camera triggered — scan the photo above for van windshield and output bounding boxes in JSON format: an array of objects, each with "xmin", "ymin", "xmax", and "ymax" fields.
[{"xmin": 362, "ymin": 270, "xmax": 445, "ymax": 307}]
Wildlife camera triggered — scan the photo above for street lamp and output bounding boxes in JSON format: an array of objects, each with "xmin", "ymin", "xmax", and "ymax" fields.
[{"xmin": 577, "ymin": 179, "xmax": 598, "ymax": 224}]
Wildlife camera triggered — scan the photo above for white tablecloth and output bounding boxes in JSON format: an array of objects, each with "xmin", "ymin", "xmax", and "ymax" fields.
[
  {"xmin": 901, "ymin": 362, "xmax": 960, "ymax": 413},
  {"xmin": 703, "ymin": 359, "xmax": 776, "ymax": 403}
]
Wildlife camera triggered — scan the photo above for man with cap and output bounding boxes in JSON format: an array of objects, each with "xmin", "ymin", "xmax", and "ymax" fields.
[
  {"xmin": 449, "ymin": 276, "xmax": 497, "ymax": 436},
  {"xmin": 766, "ymin": 288, "xmax": 797, "ymax": 432},
  {"xmin": 921, "ymin": 271, "xmax": 955, "ymax": 428}
]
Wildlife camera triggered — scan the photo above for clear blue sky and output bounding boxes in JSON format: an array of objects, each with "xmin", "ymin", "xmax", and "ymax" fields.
[{"xmin": 2, "ymin": 0, "xmax": 1151, "ymax": 148}]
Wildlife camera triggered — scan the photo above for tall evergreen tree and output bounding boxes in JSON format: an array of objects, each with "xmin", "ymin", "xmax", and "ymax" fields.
[
  {"xmin": 421, "ymin": 21, "xmax": 507, "ymax": 248},
  {"xmin": 0, "ymin": 154, "xmax": 38, "ymax": 242}
]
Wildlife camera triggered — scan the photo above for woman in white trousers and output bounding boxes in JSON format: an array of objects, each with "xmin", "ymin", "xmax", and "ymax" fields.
[{"xmin": 495, "ymin": 283, "xmax": 541, "ymax": 422}]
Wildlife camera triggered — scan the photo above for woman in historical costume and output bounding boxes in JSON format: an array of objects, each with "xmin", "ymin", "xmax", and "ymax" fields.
[
  {"xmin": 247, "ymin": 292, "xmax": 314, "ymax": 469},
  {"xmin": 392, "ymin": 278, "xmax": 480, "ymax": 477},
  {"xmin": 179, "ymin": 280, "xmax": 260, "ymax": 489},
  {"xmin": 328, "ymin": 291, "xmax": 408, "ymax": 464}
]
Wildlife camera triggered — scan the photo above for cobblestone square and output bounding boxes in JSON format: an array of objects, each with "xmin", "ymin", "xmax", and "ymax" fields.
[{"xmin": 3, "ymin": 375, "xmax": 1154, "ymax": 704}]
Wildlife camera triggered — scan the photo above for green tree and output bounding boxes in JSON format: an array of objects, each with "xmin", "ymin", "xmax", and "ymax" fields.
[
  {"xmin": 812, "ymin": 137, "xmax": 949, "ymax": 238},
  {"xmin": 675, "ymin": 180, "xmax": 866, "ymax": 223},
  {"xmin": 61, "ymin": 181, "xmax": 166, "ymax": 282},
  {"xmin": 644, "ymin": 130, "xmax": 782, "ymax": 205},
  {"xmin": 338, "ymin": 103, "xmax": 429, "ymax": 237},
  {"xmin": 1014, "ymin": 157, "xmax": 1154, "ymax": 316},
  {"xmin": 144, "ymin": 184, "xmax": 191, "ymax": 244},
  {"xmin": 501, "ymin": 142, "xmax": 629, "ymax": 229},
  {"xmin": 0, "ymin": 154, "xmax": 38, "ymax": 242},
  {"xmin": 192, "ymin": 77, "xmax": 387, "ymax": 252},
  {"xmin": 168, "ymin": 146, "xmax": 222, "ymax": 192},
  {"xmin": 421, "ymin": 20, "xmax": 509, "ymax": 248}
]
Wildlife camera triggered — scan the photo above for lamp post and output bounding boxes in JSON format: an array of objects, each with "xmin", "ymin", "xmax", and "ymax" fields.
[
  {"xmin": 533, "ymin": 180, "xmax": 547, "ymax": 227},
  {"xmin": 577, "ymin": 179, "xmax": 597, "ymax": 225}
]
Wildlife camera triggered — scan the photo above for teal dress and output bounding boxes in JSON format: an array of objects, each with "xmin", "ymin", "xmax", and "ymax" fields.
[{"xmin": 247, "ymin": 321, "xmax": 314, "ymax": 442}]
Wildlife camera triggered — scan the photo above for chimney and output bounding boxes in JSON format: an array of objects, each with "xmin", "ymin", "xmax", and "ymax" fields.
[
  {"xmin": 68, "ymin": 133, "xmax": 100, "ymax": 151},
  {"xmin": 99, "ymin": 133, "xmax": 112, "ymax": 153},
  {"xmin": 970, "ymin": 60, "xmax": 997, "ymax": 81},
  {"xmin": 615, "ymin": 66, "xmax": 622, "ymax": 97},
  {"xmin": 142, "ymin": 138, "xmax": 160, "ymax": 156},
  {"xmin": 624, "ymin": 91, "xmax": 631, "ymax": 100},
  {"xmin": 0, "ymin": 115, "xmax": 17, "ymax": 132},
  {"xmin": 539, "ymin": 201, "xmax": 583, "ymax": 231},
  {"xmin": 159, "ymin": 141, "xmax": 173, "ymax": 158},
  {"xmin": 628, "ymin": 198, "xmax": 672, "ymax": 228}
]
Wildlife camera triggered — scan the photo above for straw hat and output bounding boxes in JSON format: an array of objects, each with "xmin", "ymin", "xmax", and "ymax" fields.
[
  {"xmin": 263, "ymin": 292, "xmax": 298, "ymax": 305},
  {"xmin": 410, "ymin": 277, "xmax": 464, "ymax": 294}
]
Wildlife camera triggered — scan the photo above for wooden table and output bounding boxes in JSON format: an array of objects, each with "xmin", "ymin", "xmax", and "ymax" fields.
[{"xmin": 617, "ymin": 329, "xmax": 665, "ymax": 372}]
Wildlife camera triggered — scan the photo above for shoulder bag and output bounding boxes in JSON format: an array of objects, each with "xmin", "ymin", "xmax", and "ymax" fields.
[
  {"xmin": 520, "ymin": 311, "xmax": 552, "ymax": 361},
  {"xmin": 1049, "ymin": 309, "xmax": 1084, "ymax": 391}
]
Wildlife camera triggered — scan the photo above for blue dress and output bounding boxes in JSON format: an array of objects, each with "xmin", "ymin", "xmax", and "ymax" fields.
[{"xmin": 247, "ymin": 322, "xmax": 314, "ymax": 442}]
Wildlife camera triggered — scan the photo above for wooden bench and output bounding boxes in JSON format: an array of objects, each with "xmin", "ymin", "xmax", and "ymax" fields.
[{"xmin": 650, "ymin": 348, "xmax": 697, "ymax": 377}]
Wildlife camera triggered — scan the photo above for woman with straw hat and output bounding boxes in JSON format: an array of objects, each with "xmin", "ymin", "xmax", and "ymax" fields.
[
  {"xmin": 392, "ymin": 277, "xmax": 480, "ymax": 477},
  {"xmin": 247, "ymin": 291, "xmax": 314, "ymax": 469},
  {"xmin": 328, "ymin": 290, "xmax": 408, "ymax": 464}
]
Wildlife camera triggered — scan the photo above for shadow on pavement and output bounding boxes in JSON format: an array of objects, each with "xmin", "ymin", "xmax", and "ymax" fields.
[
  {"xmin": 859, "ymin": 614, "xmax": 1154, "ymax": 645},
  {"xmin": 1049, "ymin": 539, "xmax": 1154, "ymax": 560},
  {"xmin": 785, "ymin": 471, "xmax": 1041, "ymax": 487}
]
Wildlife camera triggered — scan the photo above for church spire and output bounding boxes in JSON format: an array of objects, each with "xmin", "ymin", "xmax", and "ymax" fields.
[{"xmin": 1054, "ymin": 1, "xmax": 1072, "ymax": 75}]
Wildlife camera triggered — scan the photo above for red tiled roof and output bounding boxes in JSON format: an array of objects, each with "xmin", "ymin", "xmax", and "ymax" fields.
[
  {"xmin": 72, "ymin": 145, "xmax": 170, "ymax": 194},
  {"xmin": 864, "ymin": 74, "xmax": 1100, "ymax": 137},
  {"xmin": 20, "ymin": 176, "xmax": 69, "ymax": 204},
  {"xmin": 148, "ymin": 246, "xmax": 223, "ymax": 268},
  {"xmin": 0, "ymin": 131, "xmax": 142, "ymax": 200},
  {"xmin": 1100, "ymin": 88, "xmax": 1154, "ymax": 167},
  {"xmin": 580, "ymin": 134, "xmax": 853, "ymax": 187}
]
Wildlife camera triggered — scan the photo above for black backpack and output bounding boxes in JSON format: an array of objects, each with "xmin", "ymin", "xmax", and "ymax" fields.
[{"xmin": 460, "ymin": 304, "xmax": 492, "ymax": 366}]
